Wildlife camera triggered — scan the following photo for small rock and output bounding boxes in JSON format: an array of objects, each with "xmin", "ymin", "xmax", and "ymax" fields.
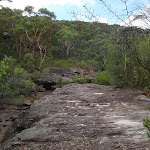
[
  {"xmin": 99, "ymin": 137, "xmax": 110, "ymax": 144},
  {"xmin": 137, "ymin": 95, "xmax": 150, "ymax": 101}
]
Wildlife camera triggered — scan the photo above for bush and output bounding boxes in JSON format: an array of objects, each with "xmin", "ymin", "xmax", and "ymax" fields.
[
  {"xmin": 143, "ymin": 106, "xmax": 150, "ymax": 137},
  {"xmin": 63, "ymin": 80, "xmax": 70, "ymax": 85},
  {"xmin": 56, "ymin": 77, "xmax": 63, "ymax": 88},
  {"xmin": 0, "ymin": 95, "xmax": 25, "ymax": 106},
  {"xmin": 41, "ymin": 68, "xmax": 50, "ymax": 76},
  {"xmin": 67, "ymin": 58, "xmax": 78, "ymax": 64},
  {"xmin": 73, "ymin": 73, "xmax": 90, "ymax": 84},
  {"xmin": 49, "ymin": 59, "xmax": 93, "ymax": 71},
  {"xmin": 9, "ymin": 67, "xmax": 34, "ymax": 96},
  {"xmin": 0, "ymin": 56, "xmax": 16, "ymax": 99},
  {"xmin": 130, "ymin": 66, "xmax": 150, "ymax": 89},
  {"xmin": 86, "ymin": 59, "xmax": 102, "ymax": 71},
  {"xmin": 56, "ymin": 77, "xmax": 70, "ymax": 88},
  {"xmin": 106, "ymin": 63, "xmax": 126, "ymax": 87},
  {"xmin": 92, "ymin": 71, "xmax": 110, "ymax": 85},
  {"xmin": 0, "ymin": 56, "xmax": 35, "ymax": 99},
  {"xmin": 23, "ymin": 53, "xmax": 35, "ymax": 72},
  {"xmin": 31, "ymin": 70, "xmax": 40, "ymax": 81}
]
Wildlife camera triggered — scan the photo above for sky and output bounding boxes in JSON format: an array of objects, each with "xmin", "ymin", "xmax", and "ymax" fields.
[{"xmin": 0, "ymin": 0, "xmax": 150, "ymax": 28}]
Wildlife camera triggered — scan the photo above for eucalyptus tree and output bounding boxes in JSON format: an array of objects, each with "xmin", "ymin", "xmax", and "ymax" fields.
[
  {"xmin": 90, "ymin": 0, "xmax": 150, "ymax": 87},
  {"xmin": 23, "ymin": 6, "xmax": 57, "ymax": 69},
  {"xmin": 24, "ymin": 5, "xmax": 35, "ymax": 15},
  {"xmin": 0, "ymin": 7, "xmax": 13, "ymax": 31},
  {"xmin": 38, "ymin": 8, "xmax": 56, "ymax": 19},
  {"xmin": 0, "ymin": 7, "xmax": 15, "ymax": 59},
  {"xmin": 58, "ymin": 25, "xmax": 79, "ymax": 59}
]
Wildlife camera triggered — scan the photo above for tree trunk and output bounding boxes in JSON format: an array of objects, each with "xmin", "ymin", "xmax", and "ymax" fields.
[
  {"xmin": 123, "ymin": 47, "xmax": 127, "ymax": 81},
  {"xmin": 38, "ymin": 44, "xmax": 47, "ymax": 70}
]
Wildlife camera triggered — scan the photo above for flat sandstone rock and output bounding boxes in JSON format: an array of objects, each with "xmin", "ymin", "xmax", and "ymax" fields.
[{"xmin": 1, "ymin": 84, "xmax": 150, "ymax": 150}]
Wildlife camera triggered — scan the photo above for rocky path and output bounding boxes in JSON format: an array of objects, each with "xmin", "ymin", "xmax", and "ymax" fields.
[{"xmin": 1, "ymin": 84, "xmax": 150, "ymax": 150}]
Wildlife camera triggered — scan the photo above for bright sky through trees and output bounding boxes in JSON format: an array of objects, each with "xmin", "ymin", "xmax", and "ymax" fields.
[{"xmin": 0, "ymin": 0, "xmax": 150, "ymax": 28}]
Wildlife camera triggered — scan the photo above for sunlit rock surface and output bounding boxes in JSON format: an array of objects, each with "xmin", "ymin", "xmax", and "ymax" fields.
[{"xmin": 1, "ymin": 84, "xmax": 150, "ymax": 150}]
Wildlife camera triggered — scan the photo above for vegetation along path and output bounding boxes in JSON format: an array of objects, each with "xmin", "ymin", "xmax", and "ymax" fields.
[{"xmin": 1, "ymin": 84, "xmax": 150, "ymax": 150}]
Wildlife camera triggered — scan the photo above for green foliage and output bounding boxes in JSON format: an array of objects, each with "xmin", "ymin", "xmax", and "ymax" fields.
[
  {"xmin": 31, "ymin": 70, "xmax": 40, "ymax": 81},
  {"xmin": 92, "ymin": 71, "xmax": 110, "ymax": 85},
  {"xmin": 0, "ymin": 95, "xmax": 25, "ymax": 106},
  {"xmin": 58, "ymin": 25, "xmax": 79, "ymax": 59},
  {"xmin": 56, "ymin": 77, "xmax": 70, "ymax": 88},
  {"xmin": 143, "ymin": 107, "xmax": 150, "ymax": 137},
  {"xmin": 63, "ymin": 80, "xmax": 71, "ymax": 85},
  {"xmin": 128, "ymin": 66, "xmax": 150, "ymax": 89},
  {"xmin": 0, "ymin": 56, "xmax": 34, "ymax": 99},
  {"xmin": 86, "ymin": 59, "xmax": 101, "ymax": 71},
  {"xmin": 24, "ymin": 5, "xmax": 34, "ymax": 15},
  {"xmin": 143, "ymin": 117, "xmax": 150, "ymax": 137},
  {"xmin": 38, "ymin": 8, "xmax": 56, "ymax": 19},
  {"xmin": 49, "ymin": 59, "xmax": 93, "ymax": 71},
  {"xmin": 106, "ymin": 46, "xmax": 126, "ymax": 87},
  {"xmin": 31, "ymin": 68, "xmax": 51, "ymax": 81},
  {"xmin": 16, "ymin": 95, "xmax": 25, "ymax": 106},
  {"xmin": 56, "ymin": 77, "xmax": 63, "ymax": 88},
  {"xmin": 67, "ymin": 58, "xmax": 78, "ymax": 64},
  {"xmin": 23, "ymin": 53, "xmax": 35, "ymax": 72},
  {"xmin": 41, "ymin": 68, "xmax": 50, "ymax": 76},
  {"xmin": 73, "ymin": 73, "xmax": 89, "ymax": 84},
  {"xmin": 77, "ymin": 60, "xmax": 88, "ymax": 69},
  {"xmin": 0, "ymin": 5, "xmax": 149, "ymax": 90},
  {"xmin": 0, "ymin": 56, "xmax": 17, "ymax": 98},
  {"xmin": 135, "ymin": 36, "xmax": 150, "ymax": 72}
]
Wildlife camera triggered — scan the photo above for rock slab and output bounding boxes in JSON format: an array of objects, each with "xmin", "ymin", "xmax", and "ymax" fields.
[{"xmin": 1, "ymin": 84, "xmax": 150, "ymax": 150}]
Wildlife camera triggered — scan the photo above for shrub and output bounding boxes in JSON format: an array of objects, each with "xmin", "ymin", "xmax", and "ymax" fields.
[
  {"xmin": 23, "ymin": 53, "xmax": 35, "ymax": 72},
  {"xmin": 0, "ymin": 56, "xmax": 16, "ymax": 99},
  {"xmin": 53, "ymin": 61, "xmax": 62, "ymax": 67},
  {"xmin": 131, "ymin": 66, "xmax": 150, "ymax": 89},
  {"xmin": 56, "ymin": 77, "xmax": 63, "ymax": 88},
  {"xmin": 143, "ymin": 106, "xmax": 150, "ymax": 137},
  {"xmin": 106, "ymin": 63, "xmax": 125, "ymax": 87},
  {"xmin": 80, "ymin": 60, "xmax": 87, "ymax": 68},
  {"xmin": 31, "ymin": 68, "xmax": 50, "ymax": 82},
  {"xmin": 67, "ymin": 58, "xmax": 78, "ymax": 64},
  {"xmin": 41, "ymin": 68, "xmax": 50, "ymax": 76},
  {"xmin": 9, "ymin": 67, "xmax": 34, "ymax": 96},
  {"xmin": 92, "ymin": 71, "xmax": 110, "ymax": 85},
  {"xmin": 63, "ymin": 80, "xmax": 70, "ymax": 85},
  {"xmin": 73, "ymin": 73, "xmax": 90, "ymax": 84},
  {"xmin": 0, "ymin": 95, "xmax": 25, "ymax": 106},
  {"xmin": 56, "ymin": 77, "xmax": 70, "ymax": 88},
  {"xmin": 31, "ymin": 70, "xmax": 40, "ymax": 81},
  {"xmin": 0, "ymin": 56, "xmax": 35, "ymax": 99}
]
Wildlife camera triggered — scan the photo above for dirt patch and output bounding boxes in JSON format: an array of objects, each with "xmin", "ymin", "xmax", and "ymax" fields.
[
  {"xmin": 124, "ymin": 87, "xmax": 150, "ymax": 99},
  {"xmin": 145, "ymin": 92, "xmax": 150, "ymax": 99},
  {"xmin": 1, "ymin": 84, "xmax": 150, "ymax": 150}
]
